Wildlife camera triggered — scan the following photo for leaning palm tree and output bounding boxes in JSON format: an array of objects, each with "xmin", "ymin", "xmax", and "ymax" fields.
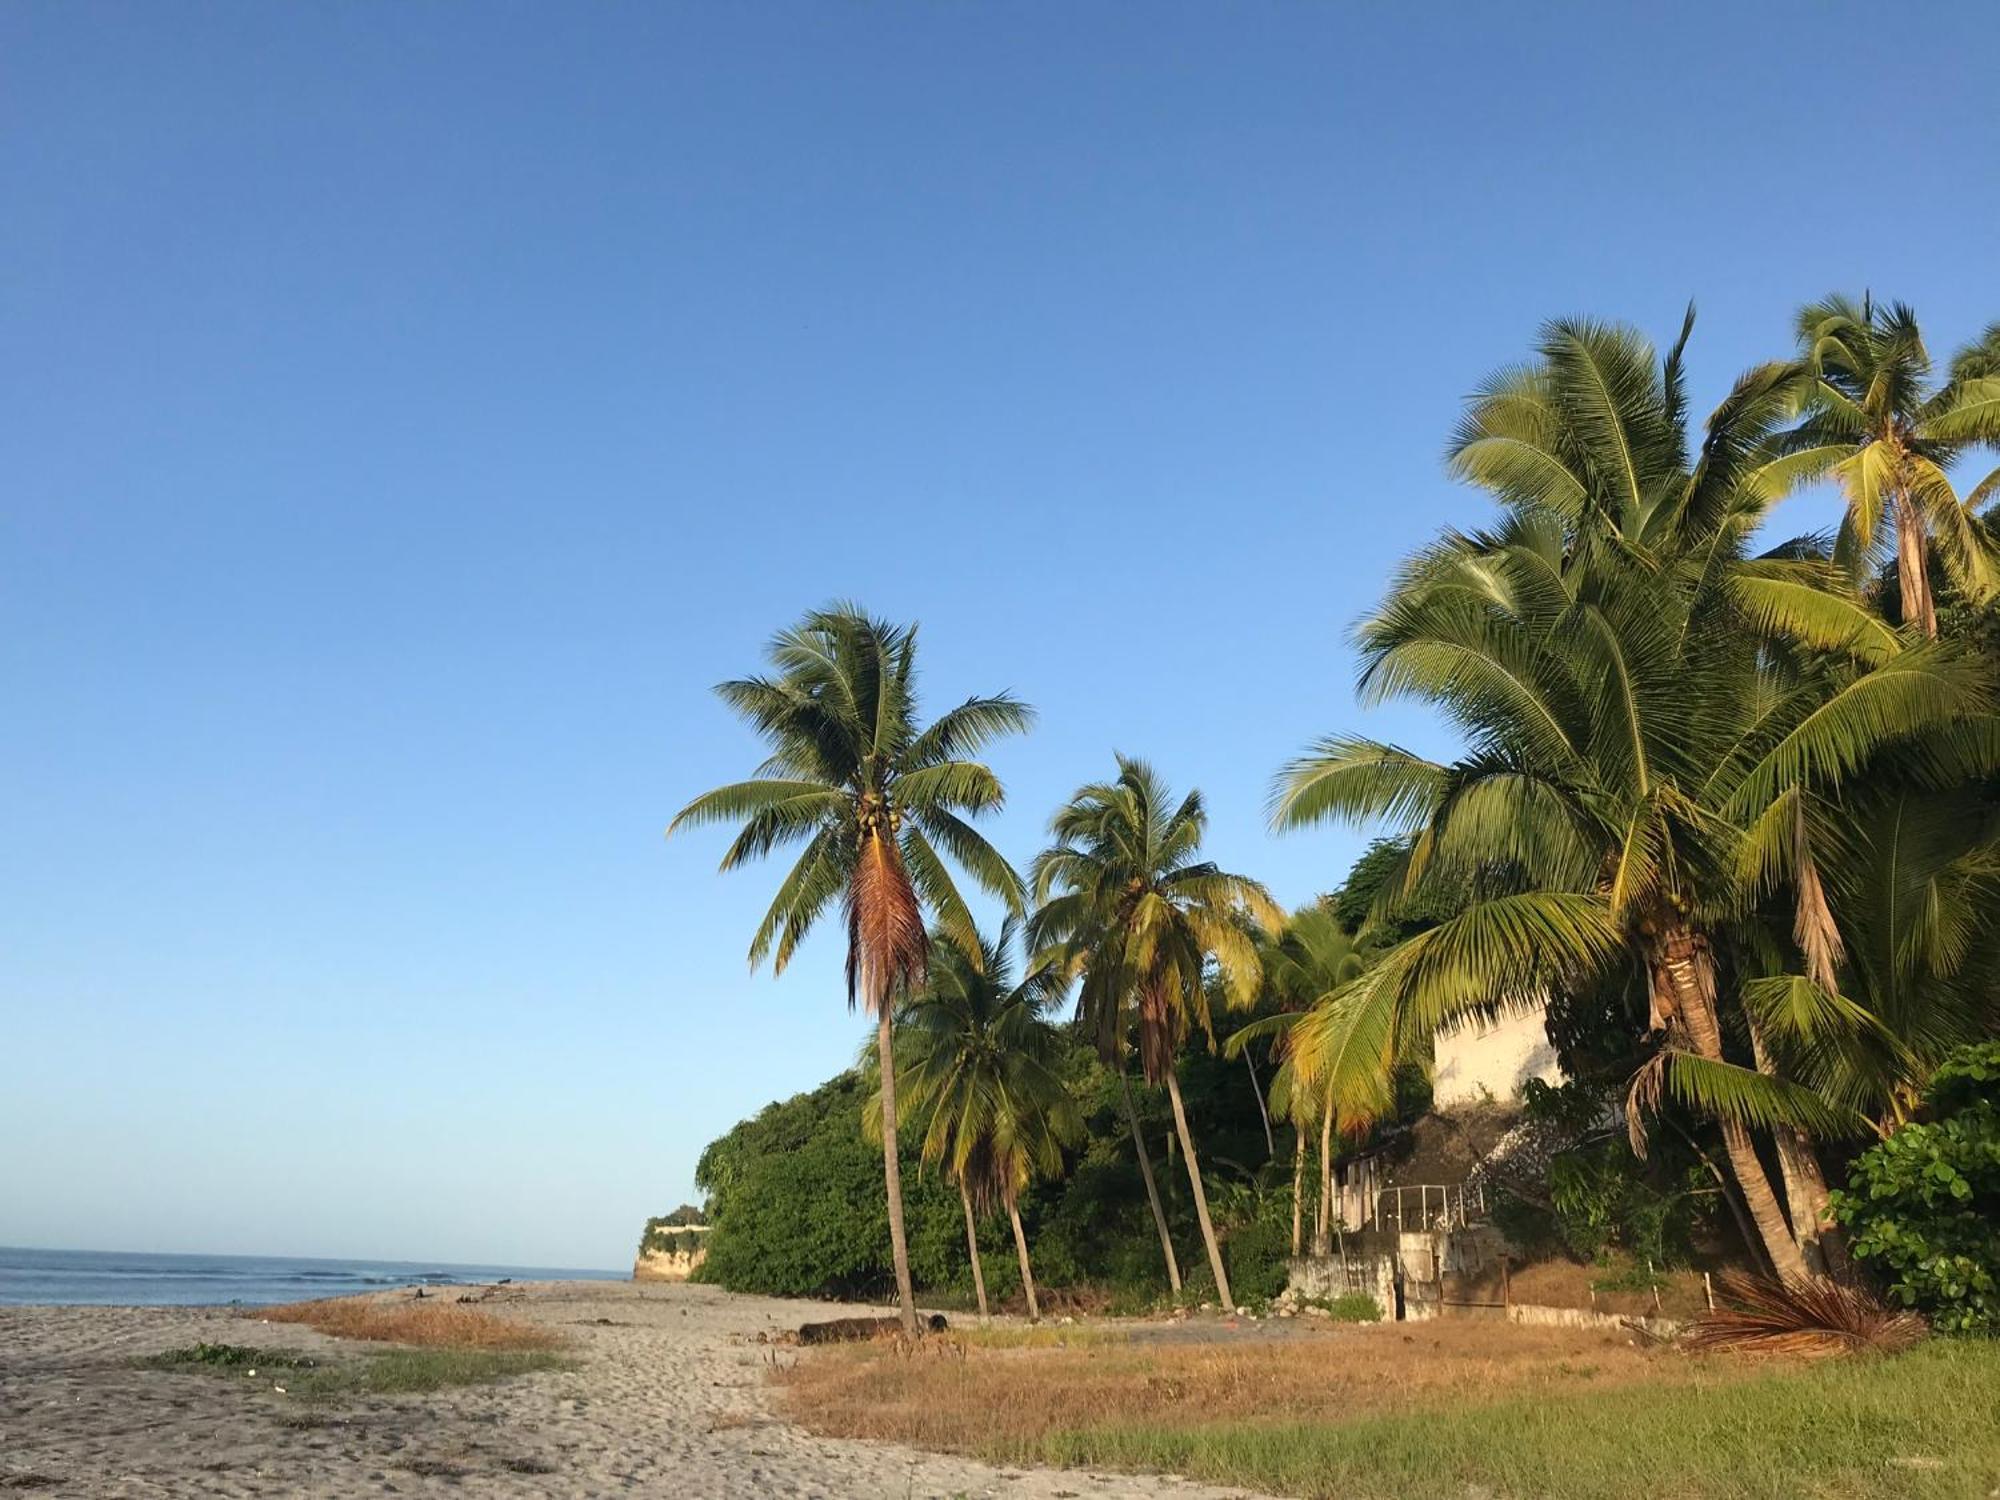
[
  {"xmin": 1779, "ymin": 297, "xmax": 2000, "ymax": 636},
  {"xmin": 877, "ymin": 923, "xmax": 1080, "ymax": 1323},
  {"xmin": 1272, "ymin": 317, "xmax": 1998, "ymax": 1281},
  {"xmin": 669, "ymin": 605, "xmax": 1032, "ymax": 1333},
  {"xmin": 1031, "ymin": 757, "xmax": 1281, "ymax": 1309}
]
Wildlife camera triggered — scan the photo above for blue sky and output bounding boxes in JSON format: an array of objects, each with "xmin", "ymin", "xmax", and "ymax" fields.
[{"xmin": 4, "ymin": 3, "xmax": 1996, "ymax": 1271}]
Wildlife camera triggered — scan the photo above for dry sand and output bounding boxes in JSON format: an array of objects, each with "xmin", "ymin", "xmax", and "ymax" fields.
[{"xmin": 0, "ymin": 1280, "xmax": 1274, "ymax": 1498}]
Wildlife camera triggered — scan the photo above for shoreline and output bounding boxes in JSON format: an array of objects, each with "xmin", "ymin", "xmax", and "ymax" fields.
[{"xmin": 0, "ymin": 1277, "xmax": 1268, "ymax": 1498}]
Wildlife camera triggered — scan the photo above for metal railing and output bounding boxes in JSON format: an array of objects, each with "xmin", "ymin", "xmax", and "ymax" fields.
[{"xmin": 1366, "ymin": 1181, "xmax": 1487, "ymax": 1234}]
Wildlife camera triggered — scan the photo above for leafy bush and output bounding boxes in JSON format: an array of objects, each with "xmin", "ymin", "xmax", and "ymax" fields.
[
  {"xmin": 1491, "ymin": 1079, "xmax": 1705, "ymax": 1267},
  {"xmin": 1325, "ymin": 1292, "xmax": 1382, "ymax": 1322},
  {"xmin": 1833, "ymin": 1041, "xmax": 2000, "ymax": 1335},
  {"xmin": 691, "ymin": 1072, "xmax": 981, "ymax": 1299},
  {"xmin": 1494, "ymin": 1140, "xmax": 1699, "ymax": 1267},
  {"xmin": 1219, "ymin": 1185, "xmax": 1294, "ymax": 1304}
]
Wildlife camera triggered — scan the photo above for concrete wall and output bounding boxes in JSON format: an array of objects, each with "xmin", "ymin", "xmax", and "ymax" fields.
[
  {"xmin": 1431, "ymin": 1001, "xmax": 1562, "ymax": 1108},
  {"xmin": 1285, "ymin": 1224, "xmax": 1511, "ymax": 1321}
]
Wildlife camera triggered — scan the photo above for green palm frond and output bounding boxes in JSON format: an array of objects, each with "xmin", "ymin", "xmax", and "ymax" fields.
[
  {"xmin": 1740, "ymin": 975, "xmax": 1906, "ymax": 1054},
  {"xmin": 1661, "ymin": 1051, "xmax": 1866, "ymax": 1139},
  {"xmin": 670, "ymin": 604, "xmax": 1031, "ymax": 983},
  {"xmin": 915, "ymin": 807, "xmax": 1027, "ymax": 914},
  {"xmin": 1723, "ymin": 649, "xmax": 1992, "ymax": 818},
  {"xmin": 1729, "ymin": 566, "xmax": 1902, "ymax": 664},
  {"xmin": 1268, "ymin": 737, "xmax": 1451, "ymax": 832}
]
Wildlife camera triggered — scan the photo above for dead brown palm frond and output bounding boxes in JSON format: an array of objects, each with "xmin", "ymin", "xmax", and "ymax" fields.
[
  {"xmin": 1791, "ymin": 806, "xmax": 1845, "ymax": 995},
  {"xmin": 846, "ymin": 828, "xmax": 927, "ymax": 1014},
  {"xmin": 1682, "ymin": 1272, "xmax": 1926, "ymax": 1358}
]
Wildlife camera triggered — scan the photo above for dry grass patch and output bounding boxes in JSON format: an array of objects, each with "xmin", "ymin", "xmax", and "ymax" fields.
[
  {"xmin": 1504, "ymin": 1258, "xmax": 1711, "ymax": 1320},
  {"xmin": 780, "ymin": 1323, "xmax": 2000, "ymax": 1499},
  {"xmin": 255, "ymin": 1297, "xmax": 563, "ymax": 1352},
  {"xmin": 777, "ymin": 1320, "xmax": 1705, "ymax": 1458}
]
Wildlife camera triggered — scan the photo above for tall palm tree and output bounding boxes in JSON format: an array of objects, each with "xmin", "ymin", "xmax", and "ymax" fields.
[
  {"xmin": 1780, "ymin": 297, "xmax": 2000, "ymax": 636},
  {"xmin": 669, "ymin": 605, "xmax": 1032, "ymax": 1333},
  {"xmin": 1031, "ymin": 756, "xmax": 1281, "ymax": 1309},
  {"xmin": 1228, "ymin": 905, "xmax": 1367, "ymax": 1255},
  {"xmin": 1272, "ymin": 318, "xmax": 1997, "ymax": 1281},
  {"xmin": 876, "ymin": 923, "xmax": 1080, "ymax": 1323}
]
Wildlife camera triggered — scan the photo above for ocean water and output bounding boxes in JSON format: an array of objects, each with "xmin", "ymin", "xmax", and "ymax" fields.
[{"xmin": 0, "ymin": 1245, "xmax": 626, "ymax": 1307}]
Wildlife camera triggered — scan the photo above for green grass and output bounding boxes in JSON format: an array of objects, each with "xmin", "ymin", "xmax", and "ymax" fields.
[
  {"xmin": 287, "ymin": 1347, "xmax": 570, "ymax": 1398},
  {"xmin": 1031, "ymin": 1341, "xmax": 2000, "ymax": 1500},
  {"xmin": 139, "ymin": 1343, "xmax": 571, "ymax": 1400},
  {"xmin": 137, "ymin": 1343, "xmax": 320, "ymax": 1371}
]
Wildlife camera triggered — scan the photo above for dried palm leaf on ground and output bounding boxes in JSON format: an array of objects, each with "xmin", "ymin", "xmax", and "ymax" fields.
[{"xmin": 1682, "ymin": 1272, "xmax": 1926, "ymax": 1358}]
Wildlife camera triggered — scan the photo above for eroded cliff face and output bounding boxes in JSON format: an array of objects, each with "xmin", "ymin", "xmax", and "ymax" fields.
[
  {"xmin": 633, "ymin": 1207, "xmax": 711, "ymax": 1281},
  {"xmin": 632, "ymin": 1244, "xmax": 707, "ymax": 1281}
]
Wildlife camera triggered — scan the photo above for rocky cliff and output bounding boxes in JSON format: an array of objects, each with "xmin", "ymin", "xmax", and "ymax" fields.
[{"xmin": 633, "ymin": 1206, "xmax": 709, "ymax": 1281}]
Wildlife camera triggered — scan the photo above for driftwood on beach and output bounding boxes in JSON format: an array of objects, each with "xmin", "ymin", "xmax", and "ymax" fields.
[{"xmin": 795, "ymin": 1314, "xmax": 948, "ymax": 1345}]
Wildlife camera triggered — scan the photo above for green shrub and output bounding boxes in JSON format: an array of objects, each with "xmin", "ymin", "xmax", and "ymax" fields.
[
  {"xmin": 691, "ymin": 1072, "xmax": 976, "ymax": 1299},
  {"xmin": 1833, "ymin": 1041, "xmax": 2000, "ymax": 1335},
  {"xmin": 1326, "ymin": 1292, "xmax": 1382, "ymax": 1322},
  {"xmin": 1494, "ymin": 1081, "xmax": 1705, "ymax": 1267},
  {"xmin": 1293, "ymin": 1292, "xmax": 1381, "ymax": 1322}
]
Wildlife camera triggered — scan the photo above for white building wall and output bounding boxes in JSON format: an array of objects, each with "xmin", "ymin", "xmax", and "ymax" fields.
[{"xmin": 1431, "ymin": 1001, "xmax": 1562, "ymax": 1108}]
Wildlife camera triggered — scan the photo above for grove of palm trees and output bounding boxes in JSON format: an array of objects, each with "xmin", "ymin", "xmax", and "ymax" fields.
[{"xmin": 674, "ymin": 296, "xmax": 2000, "ymax": 1338}]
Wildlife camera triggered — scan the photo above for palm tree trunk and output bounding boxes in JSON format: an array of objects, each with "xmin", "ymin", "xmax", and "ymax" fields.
[
  {"xmin": 1164, "ymin": 1069, "xmax": 1234, "ymax": 1310},
  {"xmin": 1312, "ymin": 1096, "xmax": 1334, "ymax": 1256},
  {"xmin": 1007, "ymin": 1195, "xmax": 1040, "ymax": 1323},
  {"xmin": 875, "ymin": 1006, "xmax": 920, "ymax": 1335},
  {"xmin": 1119, "ymin": 1070, "xmax": 1182, "ymax": 1293},
  {"xmin": 1651, "ymin": 926, "xmax": 1811, "ymax": 1283},
  {"xmin": 1290, "ymin": 1129, "xmax": 1305, "ymax": 1258},
  {"xmin": 1246, "ymin": 1052, "xmax": 1274, "ymax": 1158},
  {"xmin": 1745, "ymin": 1017, "xmax": 1845, "ymax": 1277},
  {"xmin": 959, "ymin": 1181, "xmax": 989, "ymax": 1324},
  {"xmin": 1894, "ymin": 487, "xmax": 1939, "ymax": 638},
  {"xmin": 1662, "ymin": 1115, "xmax": 1767, "ymax": 1281}
]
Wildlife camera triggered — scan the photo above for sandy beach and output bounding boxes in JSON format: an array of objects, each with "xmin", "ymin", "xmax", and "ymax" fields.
[{"xmin": 0, "ymin": 1280, "xmax": 1269, "ymax": 1498}]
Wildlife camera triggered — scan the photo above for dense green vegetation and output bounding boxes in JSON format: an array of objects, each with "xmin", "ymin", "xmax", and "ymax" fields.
[
  {"xmin": 676, "ymin": 295, "xmax": 2000, "ymax": 1324},
  {"xmin": 1836, "ymin": 1042, "xmax": 2000, "ymax": 1333},
  {"xmin": 638, "ymin": 1204, "xmax": 707, "ymax": 1258},
  {"xmin": 694, "ymin": 1035, "xmax": 1300, "ymax": 1308}
]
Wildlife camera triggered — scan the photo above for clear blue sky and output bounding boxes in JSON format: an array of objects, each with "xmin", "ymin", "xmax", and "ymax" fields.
[{"xmin": 4, "ymin": 3, "xmax": 1995, "ymax": 1271}]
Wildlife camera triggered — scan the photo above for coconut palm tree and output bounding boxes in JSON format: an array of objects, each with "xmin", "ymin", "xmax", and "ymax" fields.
[
  {"xmin": 1780, "ymin": 297, "xmax": 2000, "ymax": 636},
  {"xmin": 1272, "ymin": 318, "xmax": 1998, "ymax": 1281},
  {"xmin": 1031, "ymin": 756, "xmax": 1281, "ymax": 1309},
  {"xmin": 669, "ymin": 605, "xmax": 1032, "ymax": 1333},
  {"xmin": 876, "ymin": 923, "xmax": 1080, "ymax": 1323},
  {"xmin": 1227, "ymin": 905, "xmax": 1367, "ymax": 1255}
]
